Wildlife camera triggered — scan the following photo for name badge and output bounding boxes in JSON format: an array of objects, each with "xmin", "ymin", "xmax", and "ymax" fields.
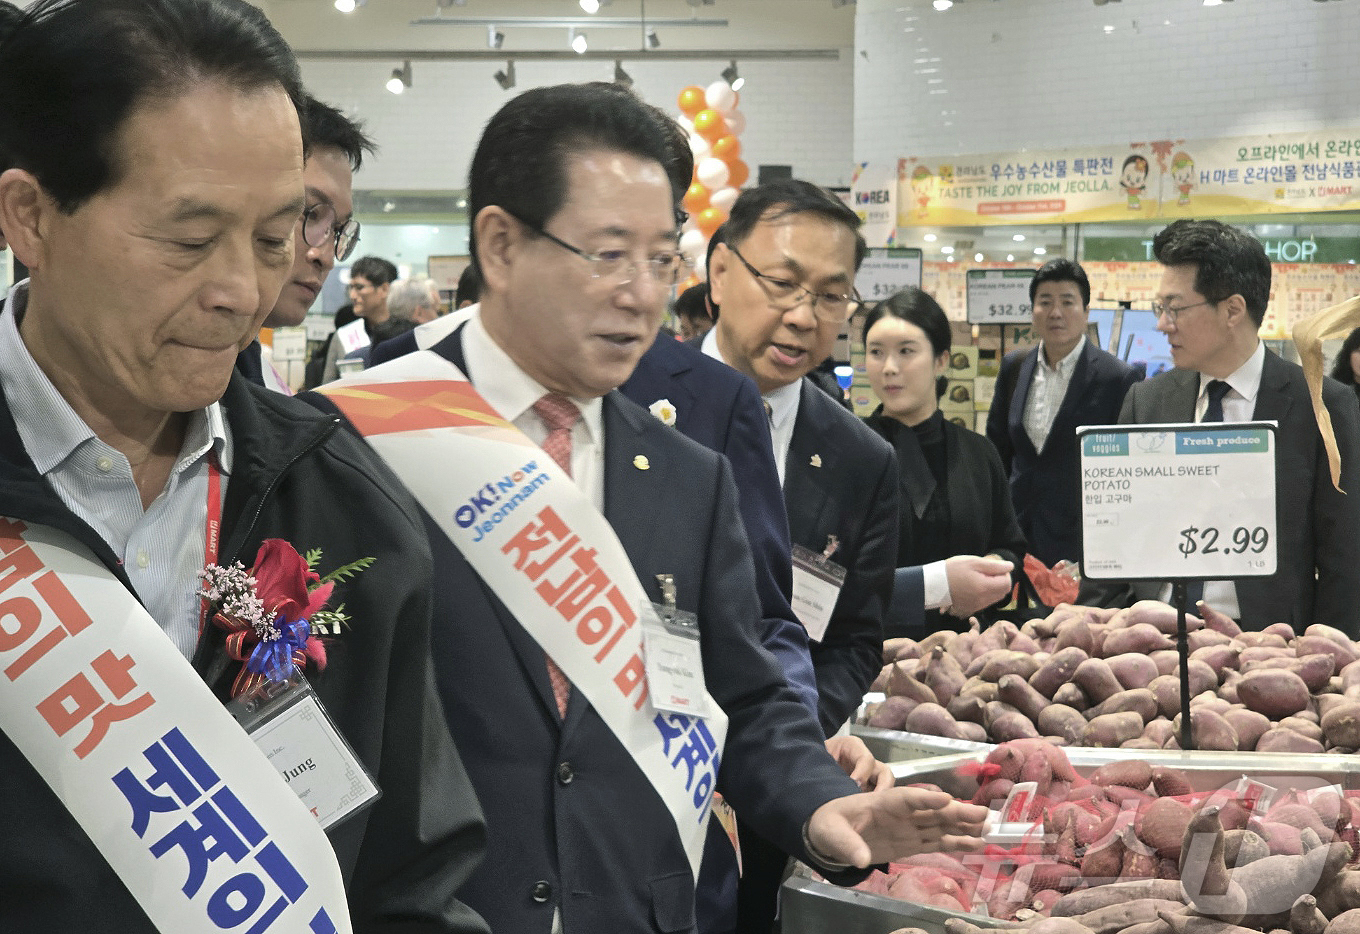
[
  {"xmin": 231, "ymin": 675, "xmax": 381, "ymax": 831},
  {"xmin": 335, "ymin": 318, "xmax": 371, "ymax": 356},
  {"xmin": 791, "ymin": 540, "xmax": 847, "ymax": 643},
  {"xmin": 640, "ymin": 597, "xmax": 708, "ymax": 718}
]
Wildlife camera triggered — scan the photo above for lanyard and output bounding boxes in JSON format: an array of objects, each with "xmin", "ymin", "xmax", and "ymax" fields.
[{"xmin": 198, "ymin": 458, "xmax": 223, "ymax": 636}]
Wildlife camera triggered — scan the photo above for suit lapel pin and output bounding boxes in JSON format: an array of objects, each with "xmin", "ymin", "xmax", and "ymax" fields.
[
  {"xmin": 633, "ymin": 455, "xmax": 650, "ymax": 470},
  {"xmin": 810, "ymin": 454, "xmax": 822, "ymax": 468}
]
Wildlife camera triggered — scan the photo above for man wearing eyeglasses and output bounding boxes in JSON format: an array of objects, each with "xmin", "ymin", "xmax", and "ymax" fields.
[
  {"xmin": 706, "ymin": 180, "xmax": 894, "ymax": 738},
  {"xmin": 237, "ymin": 94, "xmax": 369, "ymax": 392},
  {"xmin": 310, "ymin": 83, "xmax": 987, "ymax": 934},
  {"xmin": 702, "ymin": 179, "xmax": 900, "ymax": 931},
  {"xmin": 1081, "ymin": 219, "xmax": 1360, "ymax": 634}
]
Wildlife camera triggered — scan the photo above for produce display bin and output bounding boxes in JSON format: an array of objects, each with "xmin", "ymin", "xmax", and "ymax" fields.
[
  {"xmin": 781, "ymin": 874, "xmax": 1015, "ymax": 934},
  {"xmin": 851, "ymin": 723, "xmax": 991, "ymax": 762},
  {"xmin": 783, "ymin": 743, "xmax": 1360, "ymax": 932}
]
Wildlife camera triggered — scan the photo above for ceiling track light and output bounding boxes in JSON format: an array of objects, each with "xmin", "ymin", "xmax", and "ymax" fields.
[
  {"xmin": 646, "ymin": 29, "xmax": 660, "ymax": 49},
  {"xmin": 488, "ymin": 24, "xmax": 504, "ymax": 48},
  {"xmin": 720, "ymin": 59, "xmax": 744, "ymax": 91},
  {"xmin": 932, "ymin": 0, "xmax": 953, "ymax": 9},
  {"xmin": 613, "ymin": 59, "xmax": 633, "ymax": 88},
  {"xmin": 580, "ymin": 0, "xmax": 600, "ymax": 11},
  {"xmin": 569, "ymin": 27, "xmax": 588, "ymax": 54},
  {"xmin": 334, "ymin": 0, "xmax": 365, "ymax": 11},
  {"xmin": 386, "ymin": 60, "xmax": 412, "ymax": 94},
  {"xmin": 494, "ymin": 60, "xmax": 516, "ymax": 90}
]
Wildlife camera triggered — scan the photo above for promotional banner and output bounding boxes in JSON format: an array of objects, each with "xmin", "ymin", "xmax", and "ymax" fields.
[
  {"xmin": 851, "ymin": 162, "xmax": 900, "ymax": 248},
  {"xmin": 898, "ymin": 128, "xmax": 1360, "ymax": 227}
]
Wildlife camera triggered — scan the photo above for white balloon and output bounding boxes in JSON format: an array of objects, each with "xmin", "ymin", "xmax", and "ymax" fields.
[
  {"xmin": 705, "ymin": 80, "xmax": 737, "ymax": 115},
  {"xmin": 709, "ymin": 186, "xmax": 740, "ymax": 212},
  {"xmin": 725, "ymin": 110, "xmax": 746, "ymax": 136},
  {"xmin": 693, "ymin": 254, "xmax": 707, "ymax": 277},
  {"xmin": 675, "ymin": 114, "xmax": 694, "ymax": 135},
  {"xmin": 679, "ymin": 228, "xmax": 707, "ymax": 258},
  {"xmin": 697, "ymin": 157, "xmax": 730, "ymax": 191},
  {"xmin": 689, "ymin": 134, "xmax": 711, "ymax": 161}
]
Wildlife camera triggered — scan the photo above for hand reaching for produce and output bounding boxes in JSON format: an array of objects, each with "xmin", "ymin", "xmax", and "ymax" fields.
[
  {"xmin": 944, "ymin": 555, "xmax": 1014, "ymax": 618},
  {"xmin": 805, "ymin": 787, "xmax": 989, "ymax": 869},
  {"xmin": 823, "ymin": 735, "xmax": 895, "ymax": 792}
]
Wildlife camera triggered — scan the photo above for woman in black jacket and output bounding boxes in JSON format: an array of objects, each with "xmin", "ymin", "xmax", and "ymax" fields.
[{"xmin": 862, "ymin": 287, "xmax": 1026, "ymax": 639}]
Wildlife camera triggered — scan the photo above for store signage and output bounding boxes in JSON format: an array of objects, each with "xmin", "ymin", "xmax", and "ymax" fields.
[
  {"xmin": 898, "ymin": 129, "xmax": 1360, "ymax": 228},
  {"xmin": 966, "ymin": 269, "xmax": 1036, "ymax": 324},
  {"xmin": 855, "ymin": 248, "xmax": 923, "ymax": 301},
  {"xmin": 851, "ymin": 162, "xmax": 899, "ymax": 248},
  {"xmin": 1078, "ymin": 422, "xmax": 1277, "ymax": 581}
]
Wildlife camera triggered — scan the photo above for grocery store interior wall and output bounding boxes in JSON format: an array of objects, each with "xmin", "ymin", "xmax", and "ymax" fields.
[
  {"xmin": 297, "ymin": 54, "xmax": 854, "ymax": 193},
  {"xmin": 855, "ymin": 0, "xmax": 1360, "ymax": 165}
]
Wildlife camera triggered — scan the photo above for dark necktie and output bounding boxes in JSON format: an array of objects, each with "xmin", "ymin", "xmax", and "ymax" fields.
[
  {"xmin": 532, "ymin": 392, "xmax": 581, "ymax": 719},
  {"xmin": 1188, "ymin": 379, "xmax": 1232, "ymax": 609},
  {"xmin": 1202, "ymin": 379, "xmax": 1230, "ymax": 423}
]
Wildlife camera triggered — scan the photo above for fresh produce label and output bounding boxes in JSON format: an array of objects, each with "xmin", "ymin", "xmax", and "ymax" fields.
[{"xmin": 1078, "ymin": 423, "xmax": 1277, "ymax": 581}]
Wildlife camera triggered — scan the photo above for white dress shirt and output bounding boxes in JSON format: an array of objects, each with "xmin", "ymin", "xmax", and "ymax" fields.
[
  {"xmin": 702, "ymin": 329, "xmax": 956, "ymax": 611},
  {"xmin": 0, "ymin": 281, "xmax": 232, "ymax": 659},
  {"xmin": 701, "ymin": 327, "xmax": 802, "ymax": 486},
  {"xmin": 1023, "ymin": 336, "xmax": 1085, "ymax": 453},
  {"xmin": 1160, "ymin": 340, "xmax": 1266, "ymax": 619},
  {"xmin": 462, "ymin": 311, "xmax": 605, "ymax": 511}
]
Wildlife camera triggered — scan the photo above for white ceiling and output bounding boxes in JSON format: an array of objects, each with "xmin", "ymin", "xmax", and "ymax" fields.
[{"xmin": 260, "ymin": 0, "xmax": 855, "ymax": 55}]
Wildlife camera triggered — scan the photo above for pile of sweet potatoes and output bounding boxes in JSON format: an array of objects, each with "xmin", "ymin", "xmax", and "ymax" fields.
[
  {"xmin": 863, "ymin": 740, "xmax": 1360, "ymax": 934},
  {"xmin": 862, "ymin": 600, "xmax": 1360, "ymax": 752}
]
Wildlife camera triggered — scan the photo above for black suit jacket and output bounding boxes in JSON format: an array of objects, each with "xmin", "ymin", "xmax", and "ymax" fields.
[
  {"xmin": 404, "ymin": 332, "xmax": 860, "ymax": 934},
  {"xmin": 865, "ymin": 411, "xmax": 1027, "ymax": 638},
  {"xmin": 1080, "ymin": 349, "xmax": 1360, "ymax": 634},
  {"xmin": 784, "ymin": 381, "xmax": 898, "ymax": 735},
  {"xmin": 986, "ymin": 340, "xmax": 1140, "ymax": 566}
]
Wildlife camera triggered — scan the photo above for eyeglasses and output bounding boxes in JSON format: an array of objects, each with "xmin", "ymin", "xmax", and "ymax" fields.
[
  {"xmin": 507, "ymin": 211, "xmax": 691, "ymax": 286},
  {"xmin": 1151, "ymin": 298, "xmax": 1214, "ymax": 324},
  {"xmin": 728, "ymin": 245, "xmax": 861, "ymax": 324},
  {"xmin": 301, "ymin": 201, "xmax": 361, "ymax": 262}
]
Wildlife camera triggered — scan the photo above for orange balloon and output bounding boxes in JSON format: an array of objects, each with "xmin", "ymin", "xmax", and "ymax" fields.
[
  {"xmin": 696, "ymin": 207, "xmax": 726, "ymax": 238},
  {"xmin": 678, "ymin": 274, "xmax": 700, "ymax": 293},
  {"xmin": 711, "ymin": 135, "xmax": 742, "ymax": 161},
  {"xmin": 677, "ymin": 86, "xmax": 706, "ymax": 117},
  {"xmin": 682, "ymin": 181, "xmax": 710, "ymax": 214},
  {"xmin": 693, "ymin": 109, "xmax": 728, "ymax": 143},
  {"xmin": 725, "ymin": 158, "xmax": 750, "ymax": 189}
]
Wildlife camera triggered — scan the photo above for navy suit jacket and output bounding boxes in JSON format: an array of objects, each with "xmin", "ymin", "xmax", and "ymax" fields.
[
  {"xmin": 377, "ymin": 327, "xmax": 819, "ymax": 711},
  {"xmin": 1080, "ymin": 349, "xmax": 1360, "ymax": 634},
  {"xmin": 785, "ymin": 381, "xmax": 899, "ymax": 734},
  {"xmin": 346, "ymin": 329, "xmax": 858, "ymax": 933},
  {"xmin": 986, "ymin": 340, "xmax": 1140, "ymax": 566}
]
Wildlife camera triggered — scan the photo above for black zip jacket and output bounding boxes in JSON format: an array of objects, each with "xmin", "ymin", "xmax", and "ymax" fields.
[{"xmin": 0, "ymin": 372, "xmax": 490, "ymax": 934}]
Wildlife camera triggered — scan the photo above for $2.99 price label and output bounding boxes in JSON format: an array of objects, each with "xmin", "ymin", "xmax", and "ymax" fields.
[
  {"xmin": 1079, "ymin": 423, "xmax": 1277, "ymax": 581},
  {"xmin": 1177, "ymin": 525, "xmax": 1270, "ymax": 566}
]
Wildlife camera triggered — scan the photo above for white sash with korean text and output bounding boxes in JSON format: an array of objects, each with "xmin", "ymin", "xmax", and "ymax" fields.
[
  {"xmin": 0, "ymin": 517, "xmax": 351, "ymax": 933},
  {"xmin": 319, "ymin": 351, "xmax": 728, "ymax": 881}
]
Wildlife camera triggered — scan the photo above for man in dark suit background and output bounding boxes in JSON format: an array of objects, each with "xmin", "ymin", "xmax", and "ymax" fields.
[
  {"xmin": 344, "ymin": 84, "xmax": 987, "ymax": 934},
  {"xmin": 986, "ymin": 259, "xmax": 1140, "ymax": 569},
  {"xmin": 1080, "ymin": 219, "xmax": 1360, "ymax": 634}
]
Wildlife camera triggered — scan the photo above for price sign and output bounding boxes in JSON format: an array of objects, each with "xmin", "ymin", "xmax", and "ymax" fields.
[
  {"xmin": 1078, "ymin": 422, "xmax": 1278, "ymax": 581},
  {"xmin": 966, "ymin": 269, "xmax": 1036, "ymax": 324},
  {"xmin": 855, "ymin": 248, "xmax": 923, "ymax": 301}
]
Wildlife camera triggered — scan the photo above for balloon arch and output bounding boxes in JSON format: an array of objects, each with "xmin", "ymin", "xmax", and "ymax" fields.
[{"xmin": 674, "ymin": 80, "xmax": 749, "ymax": 290}]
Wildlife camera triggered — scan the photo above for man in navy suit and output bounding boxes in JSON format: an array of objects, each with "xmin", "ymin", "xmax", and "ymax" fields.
[
  {"xmin": 703, "ymin": 179, "xmax": 899, "ymax": 932},
  {"xmin": 986, "ymin": 259, "xmax": 1140, "ymax": 569},
  {"xmin": 352, "ymin": 84, "xmax": 987, "ymax": 934}
]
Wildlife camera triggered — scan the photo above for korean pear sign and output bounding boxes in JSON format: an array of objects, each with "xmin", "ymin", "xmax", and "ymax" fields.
[{"xmin": 1078, "ymin": 422, "xmax": 1277, "ymax": 580}]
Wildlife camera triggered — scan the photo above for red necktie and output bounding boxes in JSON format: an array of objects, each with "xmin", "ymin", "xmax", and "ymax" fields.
[{"xmin": 532, "ymin": 393, "xmax": 581, "ymax": 718}]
